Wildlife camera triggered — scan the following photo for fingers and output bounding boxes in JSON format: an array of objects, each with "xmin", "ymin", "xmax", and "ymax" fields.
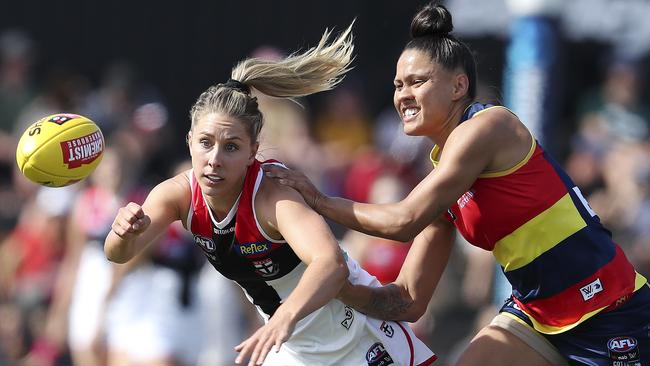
[
  {"xmin": 234, "ymin": 332, "xmax": 286, "ymax": 366},
  {"xmin": 263, "ymin": 166, "xmax": 292, "ymax": 184},
  {"xmin": 255, "ymin": 337, "xmax": 278, "ymax": 366},
  {"xmin": 112, "ymin": 202, "xmax": 150, "ymax": 237},
  {"xmin": 261, "ymin": 165, "xmax": 288, "ymax": 178},
  {"xmin": 124, "ymin": 202, "xmax": 145, "ymax": 229},
  {"xmin": 234, "ymin": 340, "xmax": 249, "ymax": 365}
]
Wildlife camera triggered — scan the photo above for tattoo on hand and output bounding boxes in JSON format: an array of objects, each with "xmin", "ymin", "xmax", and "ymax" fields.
[{"xmin": 362, "ymin": 284, "xmax": 414, "ymax": 320}]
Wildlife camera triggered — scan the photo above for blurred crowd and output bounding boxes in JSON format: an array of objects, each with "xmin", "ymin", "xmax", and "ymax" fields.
[{"xmin": 0, "ymin": 27, "xmax": 648, "ymax": 366}]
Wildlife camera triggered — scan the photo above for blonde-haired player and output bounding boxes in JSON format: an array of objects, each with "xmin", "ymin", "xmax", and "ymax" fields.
[{"xmin": 105, "ymin": 24, "xmax": 435, "ymax": 366}]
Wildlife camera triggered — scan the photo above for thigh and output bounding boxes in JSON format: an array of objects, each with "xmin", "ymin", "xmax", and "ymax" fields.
[{"xmin": 456, "ymin": 325, "xmax": 554, "ymax": 366}]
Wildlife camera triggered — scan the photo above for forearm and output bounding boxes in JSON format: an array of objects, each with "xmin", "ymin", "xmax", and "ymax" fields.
[
  {"xmin": 104, "ymin": 230, "xmax": 138, "ymax": 264},
  {"xmin": 276, "ymin": 259, "xmax": 347, "ymax": 322},
  {"xmin": 318, "ymin": 197, "xmax": 417, "ymax": 242},
  {"xmin": 338, "ymin": 283, "xmax": 420, "ymax": 322}
]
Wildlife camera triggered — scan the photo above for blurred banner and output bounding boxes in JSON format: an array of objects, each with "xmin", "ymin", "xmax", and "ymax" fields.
[
  {"xmin": 449, "ymin": 0, "xmax": 650, "ymax": 58},
  {"xmin": 502, "ymin": 14, "xmax": 560, "ymax": 150}
]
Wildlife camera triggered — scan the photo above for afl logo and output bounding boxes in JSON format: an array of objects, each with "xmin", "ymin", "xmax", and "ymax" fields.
[
  {"xmin": 193, "ymin": 235, "xmax": 215, "ymax": 252},
  {"xmin": 608, "ymin": 337, "xmax": 637, "ymax": 352},
  {"xmin": 365, "ymin": 342, "xmax": 394, "ymax": 366}
]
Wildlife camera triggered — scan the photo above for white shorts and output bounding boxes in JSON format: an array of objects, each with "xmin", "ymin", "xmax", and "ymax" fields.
[
  {"xmin": 67, "ymin": 244, "xmax": 113, "ymax": 351},
  {"xmin": 262, "ymin": 314, "xmax": 436, "ymax": 366},
  {"xmin": 105, "ymin": 264, "xmax": 202, "ymax": 365},
  {"xmin": 262, "ymin": 258, "xmax": 436, "ymax": 366}
]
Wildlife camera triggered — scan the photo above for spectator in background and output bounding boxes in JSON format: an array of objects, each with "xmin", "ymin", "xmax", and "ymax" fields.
[
  {"xmin": 565, "ymin": 56, "xmax": 650, "ymax": 241},
  {"xmin": 0, "ymin": 185, "xmax": 75, "ymax": 365},
  {"xmin": 313, "ymin": 81, "xmax": 373, "ymax": 198},
  {"xmin": 0, "ymin": 30, "xmax": 35, "ymax": 164},
  {"xmin": 576, "ymin": 57, "xmax": 649, "ymax": 143}
]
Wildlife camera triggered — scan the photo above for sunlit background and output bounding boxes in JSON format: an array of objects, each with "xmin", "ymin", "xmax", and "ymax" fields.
[{"xmin": 1, "ymin": 1, "xmax": 649, "ymax": 365}]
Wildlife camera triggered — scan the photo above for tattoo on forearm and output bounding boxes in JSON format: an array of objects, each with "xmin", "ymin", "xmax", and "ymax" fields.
[{"xmin": 360, "ymin": 284, "xmax": 414, "ymax": 320}]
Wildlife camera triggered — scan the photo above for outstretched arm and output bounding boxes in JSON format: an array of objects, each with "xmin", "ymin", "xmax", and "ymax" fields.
[
  {"xmin": 235, "ymin": 180, "xmax": 348, "ymax": 365},
  {"xmin": 338, "ymin": 215, "xmax": 455, "ymax": 322},
  {"xmin": 265, "ymin": 109, "xmax": 521, "ymax": 242},
  {"xmin": 104, "ymin": 174, "xmax": 189, "ymax": 263}
]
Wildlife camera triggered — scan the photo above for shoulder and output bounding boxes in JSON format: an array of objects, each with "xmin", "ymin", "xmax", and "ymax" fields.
[
  {"xmin": 155, "ymin": 170, "xmax": 191, "ymax": 197},
  {"xmin": 256, "ymin": 173, "xmax": 305, "ymax": 208},
  {"xmin": 468, "ymin": 106, "xmax": 520, "ymax": 131},
  {"xmin": 147, "ymin": 170, "xmax": 192, "ymax": 219},
  {"xmin": 451, "ymin": 106, "xmax": 524, "ymax": 145}
]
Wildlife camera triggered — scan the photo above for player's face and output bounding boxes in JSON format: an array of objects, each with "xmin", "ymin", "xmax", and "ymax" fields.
[
  {"xmin": 188, "ymin": 113, "xmax": 257, "ymax": 199},
  {"xmin": 393, "ymin": 49, "xmax": 457, "ymax": 137}
]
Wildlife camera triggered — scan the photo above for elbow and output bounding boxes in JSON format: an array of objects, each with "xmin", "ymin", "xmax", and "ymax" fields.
[
  {"xmin": 335, "ymin": 256, "xmax": 350, "ymax": 286},
  {"xmin": 393, "ymin": 284, "xmax": 428, "ymax": 322},
  {"xmin": 105, "ymin": 248, "xmax": 129, "ymax": 264},
  {"xmin": 402, "ymin": 301, "xmax": 428, "ymax": 323},
  {"xmin": 387, "ymin": 213, "xmax": 418, "ymax": 242},
  {"xmin": 104, "ymin": 240, "xmax": 133, "ymax": 264},
  {"xmin": 327, "ymin": 251, "xmax": 349, "ymax": 289}
]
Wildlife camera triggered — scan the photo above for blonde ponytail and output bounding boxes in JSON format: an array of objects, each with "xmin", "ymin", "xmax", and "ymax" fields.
[
  {"xmin": 190, "ymin": 22, "xmax": 355, "ymax": 142},
  {"xmin": 231, "ymin": 22, "xmax": 354, "ymax": 98}
]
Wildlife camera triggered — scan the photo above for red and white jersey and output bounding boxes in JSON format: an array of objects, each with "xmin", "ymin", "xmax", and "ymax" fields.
[
  {"xmin": 186, "ymin": 159, "xmax": 436, "ymax": 365},
  {"xmin": 187, "ymin": 159, "xmax": 302, "ymax": 320}
]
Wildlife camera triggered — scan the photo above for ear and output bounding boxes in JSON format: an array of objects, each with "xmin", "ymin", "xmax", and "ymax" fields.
[
  {"xmin": 248, "ymin": 142, "xmax": 259, "ymax": 166},
  {"xmin": 451, "ymin": 73, "xmax": 470, "ymax": 101},
  {"xmin": 186, "ymin": 131, "xmax": 192, "ymax": 156}
]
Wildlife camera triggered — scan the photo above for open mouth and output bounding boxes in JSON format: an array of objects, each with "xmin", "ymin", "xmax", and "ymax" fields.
[
  {"xmin": 204, "ymin": 174, "xmax": 224, "ymax": 184},
  {"xmin": 401, "ymin": 107, "xmax": 420, "ymax": 122}
]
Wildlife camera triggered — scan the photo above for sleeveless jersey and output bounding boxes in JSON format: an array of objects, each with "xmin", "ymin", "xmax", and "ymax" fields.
[
  {"xmin": 187, "ymin": 159, "xmax": 303, "ymax": 320},
  {"xmin": 186, "ymin": 159, "xmax": 436, "ymax": 365},
  {"xmin": 433, "ymin": 103, "xmax": 647, "ymax": 334}
]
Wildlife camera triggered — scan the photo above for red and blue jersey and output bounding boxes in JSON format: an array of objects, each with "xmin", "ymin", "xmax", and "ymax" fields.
[{"xmin": 434, "ymin": 103, "xmax": 647, "ymax": 334}]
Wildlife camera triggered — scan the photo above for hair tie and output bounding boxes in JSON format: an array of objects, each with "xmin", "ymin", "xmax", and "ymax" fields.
[{"xmin": 223, "ymin": 79, "xmax": 251, "ymax": 95}]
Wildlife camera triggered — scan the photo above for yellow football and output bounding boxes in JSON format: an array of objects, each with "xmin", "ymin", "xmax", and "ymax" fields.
[{"xmin": 16, "ymin": 113, "xmax": 104, "ymax": 187}]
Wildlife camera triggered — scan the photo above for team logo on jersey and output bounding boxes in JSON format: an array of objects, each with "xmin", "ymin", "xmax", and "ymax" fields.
[
  {"xmin": 366, "ymin": 342, "xmax": 394, "ymax": 366},
  {"xmin": 236, "ymin": 242, "xmax": 271, "ymax": 257},
  {"xmin": 379, "ymin": 321, "xmax": 394, "ymax": 338},
  {"xmin": 253, "ymin": 258, "xmax": 279, "ymax": 277},
  {"xmin": 580, "ymin": 278, "xmax": 603, "ymax": 301},
  {"xmin": 341, "ymin": 306, "xmax": 354, "ymax": 330},
  {"xmin": 457, "ymin": 189, "xmax": 475, "ymax": 209},
  {"xmin": 193, "ymin": 235, "xmax": 215, "ymax": 252},
  {"xmin": 607, "ymin": 337, "xmax": 640, "ymax": 365}
]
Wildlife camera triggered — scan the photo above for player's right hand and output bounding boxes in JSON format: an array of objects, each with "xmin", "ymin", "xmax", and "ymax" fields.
[
  {"xmin": 263, "ymin": 165, "xmax": 325, "ymax": 212},
  {"xmin": 111, "ymin": 202, "xmax": 151, "ymax": 239}
]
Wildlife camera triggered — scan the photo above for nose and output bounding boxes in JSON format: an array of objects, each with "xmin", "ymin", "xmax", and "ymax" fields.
[
  {"xmin": 394, "ymin": 86, "xmax": 414, "ymax": 110},
  {"xmin": 207, "ymin": 147, "xmax": 221, "ymax": 168}
]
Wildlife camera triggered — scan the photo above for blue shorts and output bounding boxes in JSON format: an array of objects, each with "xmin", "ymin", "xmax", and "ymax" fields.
[{"xmin": 500, "ymin": 284, "xmax": 650, "ymax": 365}]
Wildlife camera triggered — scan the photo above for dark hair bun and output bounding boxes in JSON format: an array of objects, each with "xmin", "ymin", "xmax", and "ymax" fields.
[{"xmin": 410, "ymin": 2, "xmax": 453, "ymax": 38}]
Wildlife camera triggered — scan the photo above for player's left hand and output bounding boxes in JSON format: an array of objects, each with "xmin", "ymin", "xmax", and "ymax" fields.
[{"xmin": 234, "ymin": 310, "xmax": 296, "ymax": 365}]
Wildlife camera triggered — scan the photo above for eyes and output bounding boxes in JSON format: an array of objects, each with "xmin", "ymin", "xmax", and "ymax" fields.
[
  {"xmin": 197, "ymin": 138, "xmax": 240, "ymax": 152},
  {"xmin": 394, "ymin": 78, "xmax": 428, "ymax": 91}
]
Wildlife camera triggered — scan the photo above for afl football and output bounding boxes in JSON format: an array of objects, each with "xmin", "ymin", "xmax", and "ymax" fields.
[{"xmin": 15, "ymin": 113, "xmax": 104, "ymax": 187}]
